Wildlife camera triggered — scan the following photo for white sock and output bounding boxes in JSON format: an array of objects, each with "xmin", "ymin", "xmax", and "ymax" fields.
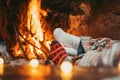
[{"xmin": 53, "ymin": 28, "xmax": 80, "ymax": 50}]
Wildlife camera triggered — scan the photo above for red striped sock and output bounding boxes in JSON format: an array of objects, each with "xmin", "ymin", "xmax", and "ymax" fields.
[{"xmin": 49, "ymin": 40, "xmax": 68, "ymax": 65}]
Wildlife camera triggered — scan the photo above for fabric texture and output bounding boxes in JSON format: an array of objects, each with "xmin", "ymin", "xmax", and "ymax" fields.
[
  {"xmin": 78, "ymin": 41, "xmax": 120, "ymax": 67},
  {"xmin": 77, "ymin": 41, "xmax": 85, "ymax": 55},
  {"xmin": 49, "ymin": 40, "xmax": 68, "ymax": 65}
]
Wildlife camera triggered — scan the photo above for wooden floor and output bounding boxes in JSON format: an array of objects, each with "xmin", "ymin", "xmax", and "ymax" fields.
[{"xmin": 0, "ymin": 64, "xmax": 120, "ymax": 80}]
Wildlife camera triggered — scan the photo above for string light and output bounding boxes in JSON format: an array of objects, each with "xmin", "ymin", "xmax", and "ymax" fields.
[
  {"xmin": 29, "ymin": 59, "xmax": 39, "ymax": 67},
  {"xmin": 60, "ymin": 61, "xmax": 73, "ymax": 74},
  {"xmin": 0, "ymin": 57, "xmax": 4, "ymax": 65}
]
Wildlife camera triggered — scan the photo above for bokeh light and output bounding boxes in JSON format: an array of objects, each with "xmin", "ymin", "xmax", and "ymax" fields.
[
  {"xmin": 60, "ymin": 61, "xmax": 73, "ymax": 74},
  {"xmin": 29, "ymin": 59, "xmax": 39, "ymax": 67},
  {"xmin": 0, "ymin": 57, "xmax": 4, "ymax": 65}
]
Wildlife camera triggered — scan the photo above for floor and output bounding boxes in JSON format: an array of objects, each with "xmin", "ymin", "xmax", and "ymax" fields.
[{"xmin": 0, "ymin": 64, "xmax": 120, "ymax": 80}]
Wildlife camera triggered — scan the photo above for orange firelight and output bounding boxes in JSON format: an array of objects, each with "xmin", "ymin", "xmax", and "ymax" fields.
[{"xmin": 12, "ymin": 0, "xmax": 49, "ymax": 60}]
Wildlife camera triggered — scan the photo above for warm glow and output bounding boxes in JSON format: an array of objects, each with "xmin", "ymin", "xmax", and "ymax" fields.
[
  {"xmin": 12, "ymin": 0, "xmax": 49, "ymax": 59},
  {"xmin": 0, "ymin": 64, "xmax": 4, "ymax": 75},
  {"xmin": 0, "ymin": 58, "xmax": 4, "ymax": 75},
  {"xmin": 0, "ymin": 58, "xmax": 4, "ymax": 65},
  {"xmin": 46, "ymin": 41, "xmax": 51, "ymax": 50},
  {"xmin": 118, "ymin": 62, "xmax": 120, "ymax": 72},
  {"xmin": 28, "ymin": 0, "xmax": 43, "ymax": 41},
  {"xmin": 26, "ymin": 0, "xmax": 48, "ymax": 59},
  {"xmin": 29, "ymin": 59, "xmax": 39, "ymax": 67},
  {"xmin": 60, "ymin": 61, "xmax": 73, "ymax": 74},
  {"xmin": 26, "ymin": 65, "xmax": 51, "ymax": 79}
]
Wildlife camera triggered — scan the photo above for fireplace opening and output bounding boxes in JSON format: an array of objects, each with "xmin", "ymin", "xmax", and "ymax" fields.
[{"xmin": 11, "ymin": 0, "xmax": 50, "ymax": 60}]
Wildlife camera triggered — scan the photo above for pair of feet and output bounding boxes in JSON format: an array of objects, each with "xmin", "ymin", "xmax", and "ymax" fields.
[{"xmin": 46, "ymin": 40, "xmax": 83, "ymax": 65}]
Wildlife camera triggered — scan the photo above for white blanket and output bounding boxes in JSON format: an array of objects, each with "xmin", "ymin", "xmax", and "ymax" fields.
[{"xmin": 78, "ymin": 42, "xmax": 120, "ymax": 67}]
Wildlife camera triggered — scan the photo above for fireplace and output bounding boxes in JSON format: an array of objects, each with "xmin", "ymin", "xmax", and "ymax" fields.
[{"xmin": 0, "ymin": 0, "xmax": 120, "ymax": 63}]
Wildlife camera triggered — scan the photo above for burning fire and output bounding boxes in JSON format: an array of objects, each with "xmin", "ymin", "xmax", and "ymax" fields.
[
  {"xmin": 27, "ymin": 0, "xmax": 44, "ymax": 41},
  {"xmin": 12, "ymin": 0, "xmax": 50, "ymax": 60}
]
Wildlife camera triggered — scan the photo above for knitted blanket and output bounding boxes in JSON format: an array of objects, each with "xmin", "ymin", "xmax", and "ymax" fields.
[{"xmin": 77, "ymin": 41, "xmax": 120, "ymax": 67}]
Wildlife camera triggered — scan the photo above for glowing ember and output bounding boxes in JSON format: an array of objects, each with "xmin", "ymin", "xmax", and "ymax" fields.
[
  {"xmin": 0, "ymin": 58, "xmax": 4, "ymax": 65},
  {"xmin": 29, "ymin": 59, "xmax": 39, "ymax": 67},
  {"xmin": 60, "ymin": 61, "xmax": 73, "ymax": 74}
]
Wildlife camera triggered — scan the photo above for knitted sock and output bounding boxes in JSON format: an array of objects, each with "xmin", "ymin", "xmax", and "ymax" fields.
[{"xmin": 49, "ymin": 40, "xmax": 68, "ymax": 65}]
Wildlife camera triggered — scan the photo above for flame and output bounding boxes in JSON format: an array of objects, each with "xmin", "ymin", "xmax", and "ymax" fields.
[
  {"xmin": 12, "ymin": 0, "xmax": 49, "ymax": 59},
  {"xmin": 27, "ymin": 0, "xmax": 43, "ymax": 41},
  {"xmin": 45, "ymin": 41, "xmax": 51, "ymax": 50},
  {"xmin": 26, "ymin": 0, "xmax": 48, "ymax": 59}
]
